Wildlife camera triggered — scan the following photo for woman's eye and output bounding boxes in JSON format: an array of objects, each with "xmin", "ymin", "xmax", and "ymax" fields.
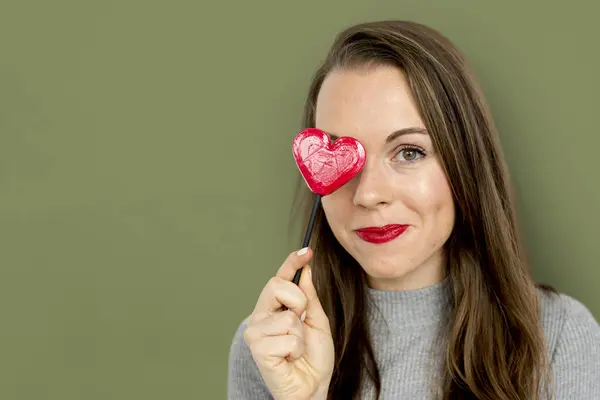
[{"xmin": 394, "ymin": 147, "xmax": 425, "ymax": 162}]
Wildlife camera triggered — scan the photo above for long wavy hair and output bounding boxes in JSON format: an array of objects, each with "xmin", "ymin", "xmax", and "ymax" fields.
[{"xmin": 290, "ymin": 20, "xmax": 554, "ymax": 399}]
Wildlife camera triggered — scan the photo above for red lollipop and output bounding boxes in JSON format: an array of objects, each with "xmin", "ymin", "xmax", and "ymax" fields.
[
  {"xmin": 291, "ymin": 128, "xmax": 366, "ymax": 284},
  {"xmin": 292, "ymin": 128, "xmax": 366, "ymax": 196}
]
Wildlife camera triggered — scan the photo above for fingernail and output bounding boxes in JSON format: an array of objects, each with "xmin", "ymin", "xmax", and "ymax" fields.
[
  {"xmin": 300, "ymin": 311, "xmax": 306, "ymax": 322},
  {"xmin": 296, "ymin": 247, "xmax": 308, "ymax": 256}
]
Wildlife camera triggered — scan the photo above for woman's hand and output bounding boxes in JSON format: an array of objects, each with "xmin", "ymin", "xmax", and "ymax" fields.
[{"xmin": 243, "ymin": 248, "xmax": 334, "ymax": 400}]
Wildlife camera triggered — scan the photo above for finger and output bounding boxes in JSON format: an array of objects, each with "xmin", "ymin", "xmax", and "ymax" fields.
[
  {"xmin": 250, "ymin": 248, "xmax": 312, "ymax": 319},
  {"xmin": 275, "ymin": 247, "xmax": 313, "ymax": 281},
  {"xmin": 252, "ymin": 277, "xmax": 308, "ymax": 319},
  {"xmin": 244, "ymin": 309, "xmax": 304, "ymax": 344},
  {"xmin": 250, "ymin": 334, "xmax": 305, "ymax": 365},
  {"xmin": 298, "ymin": 265, "xmax": 330, "ymax": 332}
]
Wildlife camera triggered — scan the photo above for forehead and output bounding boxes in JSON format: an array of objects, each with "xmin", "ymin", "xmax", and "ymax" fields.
[{"xmin": 315, "ymin": 66, "xmax": 424, "ymax": 142}]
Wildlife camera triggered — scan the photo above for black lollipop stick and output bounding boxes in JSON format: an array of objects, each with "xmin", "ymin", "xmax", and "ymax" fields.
[{"xmin": 292, "ymin": 194, "xmax": 321, "ymax": 285}]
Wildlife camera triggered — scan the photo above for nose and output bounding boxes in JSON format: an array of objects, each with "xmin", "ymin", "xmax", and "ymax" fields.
[{"xmin": 351, "ymin": 161, "xmax": 393, "ymax": 209}]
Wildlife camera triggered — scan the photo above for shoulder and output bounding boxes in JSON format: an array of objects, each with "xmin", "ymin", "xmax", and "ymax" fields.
[
  {"xmin": 536, "ymin": 287, "xmax": 600, "ymax": 397},
  {"xmin": 227, "ymin": 316, "xmax": 273, "ymax": 399},
  {"xmin": 537, "ymin": 287, "xmax": 599, "ymax": 351}
]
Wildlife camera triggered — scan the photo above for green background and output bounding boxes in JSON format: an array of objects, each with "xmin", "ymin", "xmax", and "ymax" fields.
[{"xmin": 1, "ymin": 1, "xmax": 598, "ymax": 398}]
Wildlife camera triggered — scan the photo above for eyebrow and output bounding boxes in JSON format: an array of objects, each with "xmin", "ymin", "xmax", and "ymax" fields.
[{"xmin": 328, "ymin": 127, "xmax": 428, "ymax": 143}]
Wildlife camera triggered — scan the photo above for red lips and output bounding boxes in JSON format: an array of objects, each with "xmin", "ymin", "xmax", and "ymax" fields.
[{"xmin": 355, "ymin": 224, "xmax": 408, "ymax": 244}]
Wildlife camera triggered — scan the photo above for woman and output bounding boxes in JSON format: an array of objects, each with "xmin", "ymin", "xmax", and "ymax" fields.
[{"xmin": 227, "ymin": 20, "xmax": 600, "ymax": 399}]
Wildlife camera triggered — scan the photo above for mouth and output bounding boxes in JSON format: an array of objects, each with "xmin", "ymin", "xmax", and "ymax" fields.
[{"xmin": 354, "ymin": 224, "xmax": 409, "ymax": 244}]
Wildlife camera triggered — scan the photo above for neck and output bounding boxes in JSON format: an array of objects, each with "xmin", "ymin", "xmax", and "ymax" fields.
[
  {"xmin": 366, "ymin": 276, "xmax": 452, "ymax": 331},
  {"xmin": 366, "ymin": 251, "xmax": 446, "ymax": 291}
]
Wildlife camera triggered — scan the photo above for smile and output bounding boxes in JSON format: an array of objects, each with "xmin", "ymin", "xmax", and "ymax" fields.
[{"xmin": 354, "ymin": 224, "xmax": 409, "ymax": 244}]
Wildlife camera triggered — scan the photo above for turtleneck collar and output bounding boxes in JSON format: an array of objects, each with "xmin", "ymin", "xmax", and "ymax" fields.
[{"xmin": 366, "ymin": 276, "xmax": 452, "ymax": 332}]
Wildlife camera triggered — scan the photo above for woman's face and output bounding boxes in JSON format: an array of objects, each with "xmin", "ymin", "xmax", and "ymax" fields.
[{"xmin": 316, "ymin": 65, "xmax": 455, "ymax": 291}]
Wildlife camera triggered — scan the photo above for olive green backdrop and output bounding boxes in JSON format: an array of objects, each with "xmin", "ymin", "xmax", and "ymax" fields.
[{"xmin": 1, "ymin": 0, "xmax": 598, "ymax": 399}]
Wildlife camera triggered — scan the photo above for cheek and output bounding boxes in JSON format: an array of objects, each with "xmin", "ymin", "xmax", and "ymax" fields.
[
  {"xmin": 321, "ymin": 193, "xmax": 342, "ymax": 222},
  {"xmin": 321, "ymin": 190, "xmax": 352, "ymax": 232},
  {"xmin": 401, "ymin": 167, "xmax": 455, "ymax": 256},
  {"xmin": 403, "ymin": 165, "xmax": 455, "ymax": 221}
]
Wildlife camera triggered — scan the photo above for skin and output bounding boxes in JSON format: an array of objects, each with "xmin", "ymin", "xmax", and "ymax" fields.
[
  {"xmin": 316, "ymin": 65, "xmax": 456, "ymax": 291},
  {"xmin": 244, "ymin": 249, "xmax": 334, "ymax": 400}
]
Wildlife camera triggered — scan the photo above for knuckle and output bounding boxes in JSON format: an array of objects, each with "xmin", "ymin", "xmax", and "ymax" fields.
[
  {"xmin": 248, "ymin": 341, "xmax": 264, "ymax": 358},
  {"xmin": 247, "ymin": 312, "xmax": 262, "ymax": 327},
  {"xmin": 282, "ymin": 309, "xmax": 297, "ymax": 325},
  {"xmin": 267, "ymin": 276, "xmax": 281, "ymax": 288},
  {"xmin": 289, "ymin": 335, "xmax": 302, "ymax": 354}
]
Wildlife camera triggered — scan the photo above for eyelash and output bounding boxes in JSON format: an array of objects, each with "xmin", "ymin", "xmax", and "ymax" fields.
[{"xmin": 393, "ymin": 145, "xmax": 427, "ymax": 163}]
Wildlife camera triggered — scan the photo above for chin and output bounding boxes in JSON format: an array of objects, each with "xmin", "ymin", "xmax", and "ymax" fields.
[
  {"xmin": 353, "ymin": 251, "xmax": 444, "ymax": 290},
  {"xmin": 357, "ymin": 257, "xmax": 415, "ymax": 280}
]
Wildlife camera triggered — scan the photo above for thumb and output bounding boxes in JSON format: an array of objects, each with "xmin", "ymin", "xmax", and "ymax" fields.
[{"xmin": 298, "ymin": 265, "xmax": 330, "ymax": 332}]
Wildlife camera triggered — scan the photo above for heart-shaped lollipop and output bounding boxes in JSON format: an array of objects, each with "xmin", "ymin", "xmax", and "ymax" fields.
[
  {"xmin": 290, "ymin": 128, "xmax": 366, "ymax": 285},
  {"xmin": 292, "ymin": 128, "xmax": 366, "ymax": 196}
]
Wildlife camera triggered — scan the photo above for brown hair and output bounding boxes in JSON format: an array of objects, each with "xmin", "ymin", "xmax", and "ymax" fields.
[{"xmin": 291, "ymin": 20, "xmax": 555, "ymax": 399}]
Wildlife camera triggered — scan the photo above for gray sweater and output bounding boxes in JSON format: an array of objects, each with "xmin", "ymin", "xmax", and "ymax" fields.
[{"xmin": 228, "ymin": 279, "xmax": 600, "ymax": 399}]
